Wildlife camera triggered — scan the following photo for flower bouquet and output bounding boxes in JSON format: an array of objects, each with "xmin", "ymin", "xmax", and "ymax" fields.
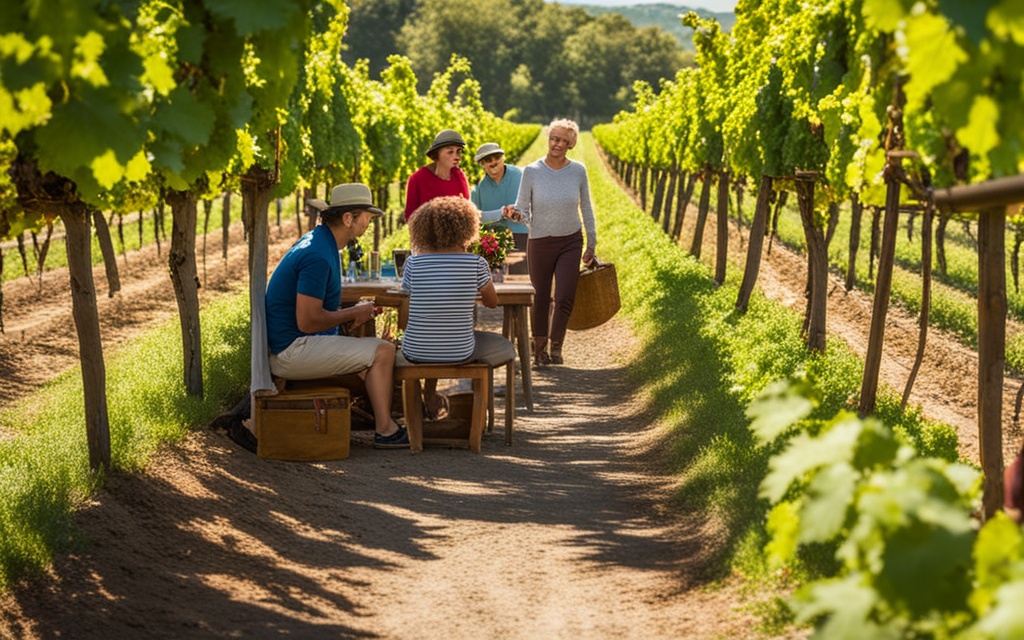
[{"xmin": 470, "ymin": 222, "xmax": 516, "ymax": 271}]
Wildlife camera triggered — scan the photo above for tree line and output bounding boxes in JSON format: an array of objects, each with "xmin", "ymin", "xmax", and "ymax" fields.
[{"xmin": 342, "ymin": 0, "xmax": 689, "ymax": 126}]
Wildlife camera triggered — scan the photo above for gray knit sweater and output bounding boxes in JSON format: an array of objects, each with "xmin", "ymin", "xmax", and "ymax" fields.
[{"xmin": 514, "ymin": 158, "xmax": 597, "ymax": 249}]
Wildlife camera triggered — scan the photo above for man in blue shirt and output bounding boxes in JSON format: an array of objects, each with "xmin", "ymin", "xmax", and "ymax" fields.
[
  {"xmin": 471, "ymin": 142, "xmax": 528, "ymax": 274},
  {"xmin": 266, "ymin": 183, "xmax": 408, "ymax": 449}
]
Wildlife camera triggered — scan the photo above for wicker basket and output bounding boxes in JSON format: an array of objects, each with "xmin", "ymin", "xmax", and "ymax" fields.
[{"xmin": 567, "ymin": 261, "xmax": 620, "ymax": 331}]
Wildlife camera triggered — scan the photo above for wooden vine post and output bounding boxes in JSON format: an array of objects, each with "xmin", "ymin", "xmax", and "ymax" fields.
[
  {"xmin": 977, "ymin": 204, "xmax": 1006, "ymax": 519},
  {"xmin": 689, "ymin": 171, "xmax": 712, "ymax": 258},
  {"xmin": 845, "ymin": 194, "xmax": 863, "ymax": 291},
  {"xmin": 64, "ymin": 207, "xmax": 111, "ymax": 471},
  {"xmin": 795, "ymin": 171, "xmax": 827, "ymax": 353},
  {"xmin": 859, "ymin": 83, "xmax": 907, "ymax": 414},
  {"xmin": 92, "ymin": 210, "xmax": 121, "ymax": 298},
  {"xmin": 671, "ymin": 173, "xmax": 697, "ymax": 244},
  {"xmin": 165, "ymin": 188, "xmax": 204, "ymax": 398},
  {"xmin": 714, "ymin": 170, "xmax": 730, "ymax": 286},
  {"xmin": 858, "ymin": 158, "xmax": 902, "ymax": 415},
  {"xmin": 661, "ymin": 169, "xmax": 677, "ymax": 234},
  {"xmin": 735, "ymin": 175, "xmax": 773, "ymax": 313},
  {"xmin": 930, "ymin": 174, "xmax": 1024, "ymax": 518},
  {"xmin": 902, "ymin": 201, "xmax": 932, "ymax": 408},
  {"xmin": 12, "ymin": 162, "xmax": 112, "ymax": 471}
]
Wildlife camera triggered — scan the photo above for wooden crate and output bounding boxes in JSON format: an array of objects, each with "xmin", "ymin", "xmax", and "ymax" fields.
[{"xmin": 255, "ymin": 387, "xmax": 350, "ymax": 461}]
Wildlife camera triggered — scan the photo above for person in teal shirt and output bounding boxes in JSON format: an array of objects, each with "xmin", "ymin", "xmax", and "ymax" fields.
[{"xmin": 470, "ymin": 142, "xmax": 528, "ymax": 274}]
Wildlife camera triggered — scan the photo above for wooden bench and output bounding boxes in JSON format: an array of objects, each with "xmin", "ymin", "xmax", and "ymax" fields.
[{"xmin": 394, "ymin": 360, "xmax": 491, "ymax": 453}]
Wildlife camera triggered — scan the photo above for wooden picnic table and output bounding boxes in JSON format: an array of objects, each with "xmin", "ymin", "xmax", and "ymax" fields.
[{"xmin": 341, "ymin": 278, "xmax": 536, "ymax": 412}]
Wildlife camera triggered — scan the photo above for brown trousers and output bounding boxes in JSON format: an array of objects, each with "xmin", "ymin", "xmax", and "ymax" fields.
[{"xmin": 527, "ymin": 230, "xmax": 583, "ymax": 344}]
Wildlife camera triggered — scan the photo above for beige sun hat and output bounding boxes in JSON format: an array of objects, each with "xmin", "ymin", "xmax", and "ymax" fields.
[
  {"xmin": 307, "ymin": 183, "xmax": 383, "ymax": 216},
  {"xmin": 474, "ymin": 142, "xmax": 505, "ymax": 163},
  {"xmin": 426, "ymin": 129, "xmax": 466, "ymax": 157}
]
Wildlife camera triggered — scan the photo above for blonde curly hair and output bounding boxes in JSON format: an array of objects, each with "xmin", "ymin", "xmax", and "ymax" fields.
[{"xmin": 408, "ymin": 196, "xmax": 481, "ymax": 252}]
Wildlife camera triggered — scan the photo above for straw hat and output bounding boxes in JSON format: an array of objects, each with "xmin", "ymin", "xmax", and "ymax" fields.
[{"xmin": 307, "ymin": 183, "xmax": 383, "ymax": 216}]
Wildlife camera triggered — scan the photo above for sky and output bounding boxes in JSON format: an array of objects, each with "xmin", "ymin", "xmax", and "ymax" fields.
[{"xmin": 550, "ymin": 0, "xmax": 737, "ymax": 13}]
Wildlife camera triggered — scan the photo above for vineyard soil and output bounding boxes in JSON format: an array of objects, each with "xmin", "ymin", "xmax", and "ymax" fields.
[{"xmin": 0, "ymin": 174, "xmax": 1013, "ymax": 636}]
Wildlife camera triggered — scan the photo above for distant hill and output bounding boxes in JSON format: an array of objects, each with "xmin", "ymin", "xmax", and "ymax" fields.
[{"xmin": 558, "ymin": 2, "xmax": 735, "ymax": 51}]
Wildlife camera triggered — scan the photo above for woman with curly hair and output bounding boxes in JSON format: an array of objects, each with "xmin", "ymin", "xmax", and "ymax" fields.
[{"xmin": 402, "ymin": 196, "xmax": 515, "ymax": 418}]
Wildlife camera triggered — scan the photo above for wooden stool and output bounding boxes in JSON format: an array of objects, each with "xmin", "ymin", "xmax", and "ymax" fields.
[{"xmin": 394, "ymin": 360, "xmax": 490, "ymax": 453}]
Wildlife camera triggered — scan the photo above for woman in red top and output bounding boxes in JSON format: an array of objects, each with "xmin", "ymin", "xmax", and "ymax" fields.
[{"xmin": 404, "ymin": 129, "xmax": 470, "ymax": 221}]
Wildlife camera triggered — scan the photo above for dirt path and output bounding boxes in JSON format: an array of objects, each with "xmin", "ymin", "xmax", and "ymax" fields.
[{"xmin": 1, "ymin": 311, "xmax": 763, "ymax": 639}]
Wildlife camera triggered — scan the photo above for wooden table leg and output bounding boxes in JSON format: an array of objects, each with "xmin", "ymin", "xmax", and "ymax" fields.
[
  {"xmin": 513, "ymin": 305, "xmax": 533, "ymax": 411},
  {"xmin": 505, "ymin": 354, "xmax": 515, "ymax": 444}
]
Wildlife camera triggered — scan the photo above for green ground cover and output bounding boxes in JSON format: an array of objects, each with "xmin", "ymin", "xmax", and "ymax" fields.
[
  {"xmin": 0, "ymin": 292, "xmax": 251, "ymax": 588},
  {"xmin": 765, "ymin": 197, "xmax": 1024, "ymax": 372}
]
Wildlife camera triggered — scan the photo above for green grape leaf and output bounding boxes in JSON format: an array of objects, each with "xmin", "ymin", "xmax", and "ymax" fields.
[
  {"xmin": 204, "ymin": 0, "xmax": 299, "ymax": 36},
  {"xmin": 851, "ymin": 418, "xmax": 900, "ymax": 469},
  {"xmin": 943, "ymin": 461, "xmax": 982, "ymax": 497},
  {"xmin": 151, "ymin": 85, "xmax": 216, "ymax": 147},
  {"xmin": 90, "ymin": 149, "xmax": 125, "ymax": 189},
  {"xmin": 761, "ymin": 417, "xmax": 862, "ymax": 504},
  {"xmin": 971, "ymin": 513, "xmax": 1024, "ymax": 613},
  {"xmin": 903, "ymin": 12, "xmax": 968, "ymax": 111},
  {"xmin": 70, "ymin": 30, "xmax": 109, "ymax": 87},
  {"xmin": 148, "ymin": 137, "xmax": 185, "ymax": 175},
  {"xmin": 793, "ymin": 575, "xmax": 885, "ymax": 639},
  {"xmin": 124, "ymin": 150, "xmax": 151, "ymax": 183},
  {"xmin": 176, "ymin": 22, "xmax": 205, "ymax": 65},
  {"xmin": 955, "ymin": 95, "xmax": 1000, "ymax": 171},
  {"xmin": 863, "ymin": 0, "xmax": 910, "ymax": 32},
  {"xmin": 34, "ymin": 91, "xmax": 146, "ymax": 183},
  {"xmin": 800, "ymin": 462, "xmax": 857, "ymax": 543},
  {"xmin": 746, "ymin": 376, "xmax": 819, "ymax": 444},
  {"xmin": 141, "ymin": 52, "xmax": 176, "ymax": 96},
  {"xmin": 765, "ymin": 501, "xmax": 801, "ymax": 565},
  {"xmin": 989, "ymin": 0, "xmax": 1024, "ymax": 44},
  {"xmin": 974, "ymin": 581, "xmax": 1024, "ymax": 637},
  {"xmin": 0, "ymin": 82, "xmax": 51, "ymax": 136},
  {"xmin": 938, "ymin": 0, "xmax": 998, "ymax": 45}
]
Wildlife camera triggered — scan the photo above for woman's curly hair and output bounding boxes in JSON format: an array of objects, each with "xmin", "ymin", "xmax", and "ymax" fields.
[{"xmin": 408, "ymin": 196, "xmax": 481, "ymax": 252}]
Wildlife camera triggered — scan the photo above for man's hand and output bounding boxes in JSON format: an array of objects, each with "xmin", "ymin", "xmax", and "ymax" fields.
[
  {"xmin": 351, "ymin": 300, "xmax": 376, "ymax": 327},
  {"xmin": 583, "ymin": 247, "xmax": 596, "ymax": 267}
]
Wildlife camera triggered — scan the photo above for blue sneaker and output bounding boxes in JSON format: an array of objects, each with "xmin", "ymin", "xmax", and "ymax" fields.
[{"xmin": 373, "ymin": 426, "xmax": 410, "ymax": 449}]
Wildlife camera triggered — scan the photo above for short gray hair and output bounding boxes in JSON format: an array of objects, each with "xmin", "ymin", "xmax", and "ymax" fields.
[{"xmin": 548, "ymin": 118, "xmax": 579, "ymax": 145}]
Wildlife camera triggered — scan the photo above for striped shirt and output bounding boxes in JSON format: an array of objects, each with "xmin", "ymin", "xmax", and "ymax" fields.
[{"xmin": 401, "ymin": 252, "xmax": 492, "ymax": 363}]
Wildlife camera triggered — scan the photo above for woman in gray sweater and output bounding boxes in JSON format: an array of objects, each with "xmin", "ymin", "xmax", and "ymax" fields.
[{"xmin": 505, "ymin": 119, "xmax": 597, "ymax": 366}]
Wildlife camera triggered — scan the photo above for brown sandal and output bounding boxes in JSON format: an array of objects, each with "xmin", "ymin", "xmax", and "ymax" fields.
[{"xmin": 423, "ymin": 393, "xmax": 450, "ymax": 421}]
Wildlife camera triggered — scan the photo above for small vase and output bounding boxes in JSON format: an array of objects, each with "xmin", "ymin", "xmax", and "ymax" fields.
[{"xmin": 491, "ymin": 267, "xmax": 504, "ymax": 283}]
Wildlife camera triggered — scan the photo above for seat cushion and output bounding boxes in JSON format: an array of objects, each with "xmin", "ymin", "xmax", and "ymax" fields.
[
  {"xmin": 396, "ymin": 331, "xmax": 514, "ymax": 368},
  {"xmin": 471, "ymin": 331, "xmax": 516, "ymax": 367}
]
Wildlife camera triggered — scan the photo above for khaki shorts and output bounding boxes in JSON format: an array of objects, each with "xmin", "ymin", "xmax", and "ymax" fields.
[{"xmin": 270, "ymin": 335, "xmax": 390, "ymax": 380}]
